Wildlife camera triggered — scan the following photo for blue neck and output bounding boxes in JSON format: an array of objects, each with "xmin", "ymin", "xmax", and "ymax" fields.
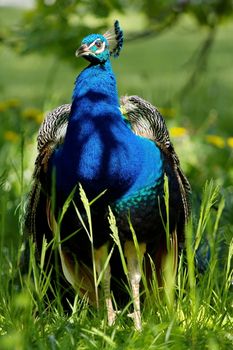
[
  {"xmin": 50, "ymin": 60, "xmax": 163, "ymax": 200},
  {"xmin": 72, "ymin": 60, "xmax": 118, "ymax": 106}
]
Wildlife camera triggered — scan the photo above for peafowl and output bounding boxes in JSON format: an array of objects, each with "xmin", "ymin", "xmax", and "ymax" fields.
[{"xmin": 24, "ymin": 20, "xmax": 191, "ymax": 330}]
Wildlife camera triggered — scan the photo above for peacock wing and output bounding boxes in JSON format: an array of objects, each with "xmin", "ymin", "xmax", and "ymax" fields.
[
  {"xmin": 120, "ymin": 95, "xmax": 191, "ymax": 224},
  {"xmin": 120, "ymin": 95, "xmax": 191, "ymax": 281},
  {"xmin": 23, "ymin": 103, "xmax": 97, "ymax": 305},
  {"xmin": 23, "ymin": 104, "xmax": 71, "ymax": 278}
]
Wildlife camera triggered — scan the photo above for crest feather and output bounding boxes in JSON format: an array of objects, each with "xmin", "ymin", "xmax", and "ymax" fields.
[{"xmin": 103, "ymin": 20, "xmax": 123, "ymax": 57}]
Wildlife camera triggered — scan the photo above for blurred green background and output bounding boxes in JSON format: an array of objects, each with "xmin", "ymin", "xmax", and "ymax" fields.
[
  {"xmin": 0, "ymin": 0, "xmax": 233, "ymax": 257},
  {"xmin": 0, "ymin": 1, "xmax": 232, "ymax": 348}
]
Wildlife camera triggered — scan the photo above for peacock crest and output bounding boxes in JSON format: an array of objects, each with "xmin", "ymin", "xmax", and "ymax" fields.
[{"xmin": 103, "ymin": 20, "xmax": 123, "ymax": 57}]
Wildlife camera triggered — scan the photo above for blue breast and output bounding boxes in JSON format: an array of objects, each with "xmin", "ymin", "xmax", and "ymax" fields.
[{"xmin": 49, "ymin": 61, "xmax": 164, "ymax": 203}]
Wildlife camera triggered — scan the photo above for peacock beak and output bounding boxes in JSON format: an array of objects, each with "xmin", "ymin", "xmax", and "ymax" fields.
[{"xmin": 75, "ymin": 44, "xmax": 91, "ymax": 57}]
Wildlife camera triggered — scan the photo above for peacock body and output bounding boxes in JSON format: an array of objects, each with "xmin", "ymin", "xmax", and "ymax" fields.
[{"xmin": 24, "ymin": 21, "xmax": 191, "ymax": 330}]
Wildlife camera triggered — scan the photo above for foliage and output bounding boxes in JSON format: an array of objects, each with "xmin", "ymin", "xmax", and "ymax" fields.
[
  {"xmin": 2, "ymin": 0, "xmax": 233, "ymax": 66},
  {"xmin": 1, "ymin": 0, "xmax": 231, "ymax": 100}
]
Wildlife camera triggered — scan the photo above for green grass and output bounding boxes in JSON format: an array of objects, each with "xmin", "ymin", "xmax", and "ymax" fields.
[
  {"xmin": 0, "ymin": 180, "xmax": 232, "ymax": 349},
  {"xmin": 0, "ymin": 7, "xmax": 233, "ymax": 350}
]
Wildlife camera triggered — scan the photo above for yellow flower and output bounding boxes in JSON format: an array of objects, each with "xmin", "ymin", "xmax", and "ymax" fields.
[
  {"xmin": 159, "ymin": 107, "xmax": 176, "ymax": 118},
  {"xmin": 4, "ymin": 130, "xmax": 20, "ymax": 143},
  {"xmin": 35, "ymin": 112, "xmax": 44, "ymax": 124},
  {"xmin": 205, "ymin": 135, "xmax": 225, "ymax": 148},
  {"xmin": 169, "ymin": 127, "xmax": 187, "ymax": 138},
  {"xmin": 0, "ymin": 101, "xmax": 8, "ymax": 113},
  {"xmin": 21, "ymin": 107, "xmax": 42, "ymax": 121},
  {"xmin": 227, "ymin": 137, "xmax": 233, "ymax": 148},
  {"xmin": 6, "ymin": 98, "xmax": 21, "ymax": 108}
]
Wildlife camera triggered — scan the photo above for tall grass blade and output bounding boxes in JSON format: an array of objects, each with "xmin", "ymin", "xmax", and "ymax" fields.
[
  {"xmin": 108, "ymin": 206, "xmax": 128, "ymax": 277},
  {"xmin": 194, "ymin": 180, "xmax": 219, "ymax": 253},
  {"xmin": 79, "ymin": 183, "xmax": 98, "ymax": 308}
]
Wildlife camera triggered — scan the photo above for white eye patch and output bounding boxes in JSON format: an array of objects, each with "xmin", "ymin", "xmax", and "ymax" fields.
[{"xmin": 88, "ymin": 39, "xmax": 106, "ymax": 54}]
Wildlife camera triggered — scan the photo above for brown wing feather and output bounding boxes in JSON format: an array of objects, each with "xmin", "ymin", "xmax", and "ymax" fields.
[{"xmin": 24, "ymin": 104, "xmax": 71, "ymax": 243}]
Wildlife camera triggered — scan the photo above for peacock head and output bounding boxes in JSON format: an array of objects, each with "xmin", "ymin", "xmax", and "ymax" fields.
[{"xmin": 75, "ymin": 20, "xmax": 123, "ymax": 64}]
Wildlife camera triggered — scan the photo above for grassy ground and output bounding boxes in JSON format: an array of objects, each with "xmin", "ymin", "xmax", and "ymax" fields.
[{"xmin": 0, "ymin": 7, "xmax": 232, "ymax": 350}]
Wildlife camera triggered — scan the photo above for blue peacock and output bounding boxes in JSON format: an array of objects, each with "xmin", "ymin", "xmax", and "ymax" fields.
[{"xmin": 24, "ymin": 21, "xmax": 191, "ymax": 330}]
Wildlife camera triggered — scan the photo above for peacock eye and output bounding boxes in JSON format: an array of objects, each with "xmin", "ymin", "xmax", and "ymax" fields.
[{"xmin": 95, "ymin": 40, "xmax": 102, "ymax": 48}]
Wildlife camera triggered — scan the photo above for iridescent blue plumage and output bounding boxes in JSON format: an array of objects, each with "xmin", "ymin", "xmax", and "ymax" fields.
[{"xmin": 50, "ymin": 40, "xmax": 163, "ymax": 205}]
